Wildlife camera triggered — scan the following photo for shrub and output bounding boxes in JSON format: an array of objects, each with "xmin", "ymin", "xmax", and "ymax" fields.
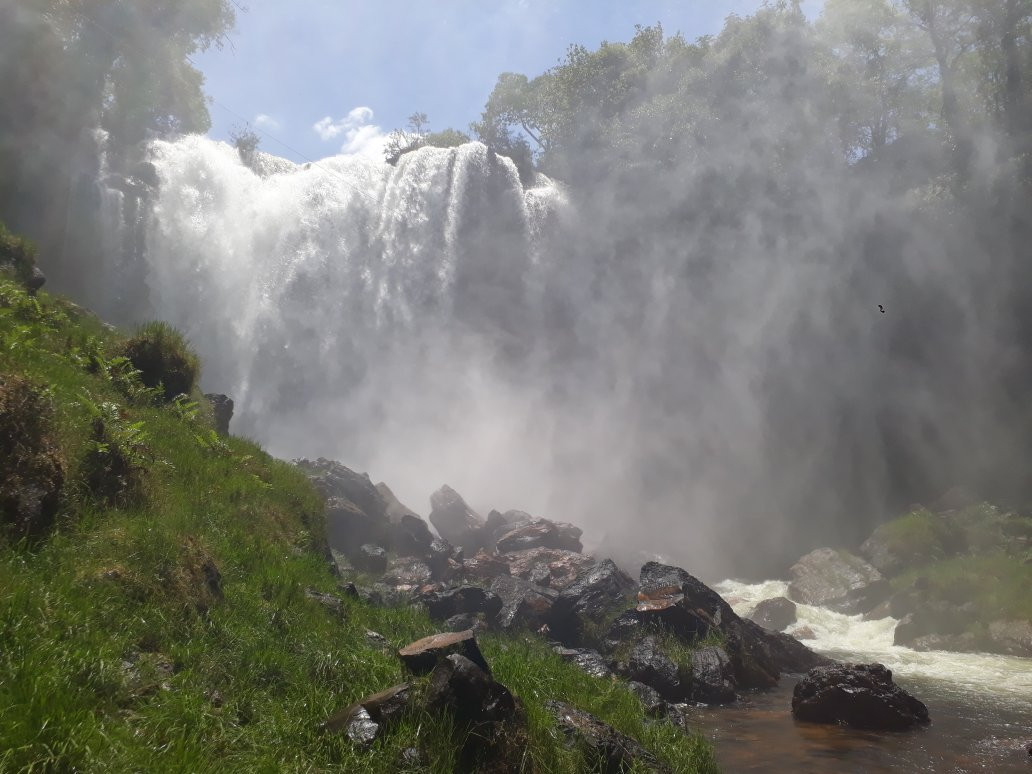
[
  {"xmin": 82, "ymin": 397, "xmax": 150, "ymax": 506},
  {"xmin": 0, "ymin": 221, "xmax": 38, "ymax": 285},
  {"xmin": 121, "ymin": 322, "xmax": 200, "ymax": 401},
  {"xmin": 0, "ymin": 375, "xmax": 64, "ymax": 540}
]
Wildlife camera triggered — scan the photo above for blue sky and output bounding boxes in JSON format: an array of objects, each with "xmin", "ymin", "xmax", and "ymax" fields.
[{"xmin": 196, "ymin": 0, "xmax": 823, "ymax": 163}]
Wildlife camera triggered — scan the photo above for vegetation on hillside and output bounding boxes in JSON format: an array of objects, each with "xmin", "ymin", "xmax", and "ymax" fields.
[{"xmin": 0, "ymin": 253, "xmax": 715, "ymax": 771}]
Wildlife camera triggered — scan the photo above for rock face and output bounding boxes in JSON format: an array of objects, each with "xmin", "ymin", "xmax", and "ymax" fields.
[
  {"xmin": 398, "ymin": 630, "xmax": 491, "ymax": 675},
  {"xmin": 788, "ymin": 548, "xmax": 890, "ymax": 615},
  {"xmin": 623, "ymin": 636, "xmax": 687, "ymax": 701},
  {"xmin": 690, "ymin": 646, "xmax": 736, "ymax": 704},
  {"xmin": 204, "ymin": 393, "xmax": 234, "ymax": 435},
  {"xmin": 748, "ymin": 597, "xmax": 797, "ymax": 632},
  {"xmin": 792, "ymin": 663, "xmax": 930, "ymax": 730},
  {"xmin": 547, "ymin": 700, "xmax": 665, "ymax": 773},
  {"xmin": 429, "ymin": 485, "xmax": 485, "ymax": 551}
]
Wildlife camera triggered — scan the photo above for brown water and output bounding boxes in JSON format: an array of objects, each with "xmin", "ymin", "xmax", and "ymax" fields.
[
  {"xmin": 693, "ymin": 579, "xmax": 1032, "ymax": 772},
  {"xmin": 684, "ymin": 677, "xmax": 1031, "ymax": 772}
]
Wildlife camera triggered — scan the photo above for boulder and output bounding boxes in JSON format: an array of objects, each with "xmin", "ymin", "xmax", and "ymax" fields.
[
  {"xmin": 748, "ymin": 597, "xmax": 797, "ymax": 632},
  {"xmin": 462, "ymin": 550, "xmax": 512, "ymax": 581},
  {"xmin": 421, "ymin": 585, "xmax": 503, "ymax": 622},
  {"xmin": 376, "ymin": 481, "xmax": 421, "ymax": 523},
  {"xmin": 323, "ymin": 496, "xmax": 391, "ymax": 558},
  {"xmin": 788, "ymin": 548, "xmax": 890, "ymax": 615},
  {"xmin": 429, "ymin": 485, "xmax": 486, "ymax": 551},
  {"xmin": 444, "ymin": 613, "xmax": 486, "ymax": 632},
  {"xmin": 622, "ymin": 636, "xmax": 687, "ymax": 702},
  {"xmin": 297, "ymin": 459, "xmax": 388, "ymax": 523},
  {"xmin": 552, "ymin": 647, "xmax": 612, "ymax": 679},
  {"xmin": 426, "ymin": 537, "xmax": 462, "ymax": 580},
  {"xmin": 320, "ymin": 683, "xmax": 412, "ymax": 736},
  {"xmin": 547, "ymin": 700, "xmax": 665, "ymax": 773},
  {"xmin": 204, "ymin": 393, "xmax": 234, "ymax": 435},
  {"xmin": 626, "ymin": 680, "xmax": 667, "ymax": 717},
  {"xmin": 27, "ymin": 266, "xmax": 46, "ymax": 295},
  {"xmin": 690, "ymin": 646, "xmax": 737, "ymax": 704},
  {"xmin": 304, "ymin": 588, "xmax": 345, "ymax": 617},
  {"xmin": 504, "ymin": 547, "xmax": 596, "ymax": 589},
  {"xmin": 392, "ymin": 513, "xmax": 435, "ymax": 558},
  {"xmin": 496, "ymin": 518, "xmax": 584, "ymax": 554},
  {"xmin": 987, "ymin": 620, "xmax": 1032, "ymax": 657},
  {"xmin": 398, "ymin": 630, "xmax": 491, "ymax": 676},
  {"xmin": 382, "ymin": 556, "xmax": 433, "ymax": 589},
  {"xmin": 559, "ymin": 559, "xmax": 636, "ymax": 618},
  {"xmin": 490, "ymin": 574, "xmax": 559, "ymax": 631},
  {"xmin": 791, "ymin": 663, "xmax": 930, "ymax": 730},
  {"xmin": 354, "ymin": 544, "xmax": 388, "ymax": 574},
  {"xmin": 634, "ymin": 563, "xmax": 715, "ymax": 641}
]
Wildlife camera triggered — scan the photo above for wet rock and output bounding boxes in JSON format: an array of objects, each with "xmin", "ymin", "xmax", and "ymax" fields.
[
  {"xmin": 559, "ymin": 559, "xmax": 636, "ymax": 618},
  {"xmin": 490, "ymin": 574, "xmax": 559, "ymax": 631},
  {"xmin": 604, "ymin": 610, "xmax": 643, "ymax": 651},
  {"xmin": 907, "ymin": 632, "xmax": 982, "ymax": 652},
  {"xmin": 429, "ymin": 485, "xmax": 485, "ymax": 551},
  {"xmin": 323, "ymin": 496, "xmax": 391, "ymax": 558},
  {"xmin": 354, "ymin": 544, "xmax": 388, "ymax": 574},
  {"xmin": 444, "ymin": 613, "xmax": 485, "ymax": 632},
  {"xmin": 626, "ymin": 680, "xmax": 667, "ymax": 717},
  {"xmin": 365, "ymin": 630, "xmax": 391, "ymax": 650},
  {"xmin": 893, "ymin": 604, "xmax": 969, "ymax": 647},
  {"xmin": 321, "ymin": 683, "xmax": 412, "ymax": 736},
  {"xmin": 338, "ymin": 581, "xmax": 360, "ymax": 599},
  {"xmin": 426, "ymin": 654, "xmax": 528, "ymax": 771},
  {"xmin": 398, "ymin": 630, "xmax": 491, "ymax": 675},
  {"xmin": 792, "ymin": 663, "xmax": 930, "ymax": 730},
  {"xmin": 690, "ymin": 646, "xmax": 737, "ymax": 704},
  {"xmin": 748, "ymin": 597, "xmax": 797, "ymax": 632},
  {"xmin": 505, "ymin": 547, "xmax": 597, "ymax": 589},
  {"xmin": 496, "ymin": 518, "xmax": 584, "ymax": 554},
  {"xmin": 383, "ymin": 556, "xmax": 433, "ymax": 589},
  {"xmin": 484, "ymin": 508, "xmax": 520, "ymax": 541},
  {"xmin": 304, "ymin": 588, "xmax": 344, "ymax": 616},
  {"xmin": 297, "ymin": 459, "xmax": 388, "ymax": 523},
  {"xmin": 634, "ymin": 563, "xmax": 714, "ymax": 641},
  {"xmin": 392, "ymin": 513, "xmax": 435, "ymax": 557},
  {"xmin": 421, "ymin": 585, "xmax": 502, "ymax": 622},
  {"xmin": 987, "ymin": 620, "xmax": 1032, "ymax": 657},
  {"xmin": 427, "ymin": 537, "xmax": 461, "ymax": 580},
  {"xmin": 763, "ymin": 630, "xmax": 834, "ymax": 672},
  {"xmin": 27, "ymin": 265, "xmax": 46, "ymax": 295},
  {"xmin": 793, "ymin": 626, "xmax": 817, "ymax": 640},
  {"xmin": 204, "ymin": 393, "xmax": 234, "ymax": 435},
  {"xmin": 547, "ymin": 700, "xmax": 665, "ymax": 773},
  {"xmin": 462, "ymin": 550, "xmax": 512, "ymax": 581},
  {"xmin": 788, "ymin": 548, "xmax": 890, "ymax": 615},
  {"xmin": 553, "ymin": 647, "xmax": 612, "ymax": 679},
  {"xmin": 622, "ymin": 636, "xmax": 687, "ymax": 701}
]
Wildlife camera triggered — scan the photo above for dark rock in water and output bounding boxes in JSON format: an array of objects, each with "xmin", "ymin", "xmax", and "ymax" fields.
[
  {"xmin": 398, "ymin": 630, "xmax": 491, "ymax": 676},
  {"xmin": 622, "ymin": 636, "xmax": 687, "ymax": 702},
  {"xmin": 690, "ymin": 646, "xmax": 737, "ymax": 704},
  {"xmin": 496, "ymin": 518, "xmax": 584, "ymax": 554},
  {"xmin": 763, "ymin": 630, "xmax": 834, "ymax": 672},
  {"xmin": 354, "ymin": 544, "xmax": 388, "ymax": 574},
  {"xmin": 383, "ymin": 556, "xmax": 433, "ymax": 589},
  {"xmin": 421, "ymin": 585, "xmax": 502, "ymax": 622},
  {"xmin": 553, "ymin": 646, "xmax": 612, "ymax": 679},
  {"xmin": 547, "ymin": 700, "xmax": 666, "ymax": 773},
  {"xmin": 788, "ymin": 548, "xmax": 890, "ymax": 615},
  {"xmin": 204, "ymin": 393, "xmax": 234, "ymax": 435},
  {"xmin": 320, "ymin": 683, "xmax": 412, "ymax": 735},
  {"xmin": 987, "ymin": 620, "xmax": 1032, "ymax": 657},
  {"xmin": 504, "ymin": 547, "xmax": 595, "ymax": 589},
  {"xmin": 748, "ymin": 597, "xmax": 797, "ymax": 631},
  {"xmin": 490, "ymin": 574, "xmax": 559, "ymax": 631},
  {"xmin": 626, "ymin": 680, "xmax": 667, "ymax": 717},
  {"xmin": 463, "ymin": 550, "xmax": 512, "ymax": 581},
  {"xmin": 429, "ymin": 485, "xmax": 485, "ymax": 551},
  {"xmin": 792, "ymin": 663, "xmax": 930, "ymax": 730},
  {"xmin": 304, "ymin": 588, "xmax": 345, "ymax": 616}
]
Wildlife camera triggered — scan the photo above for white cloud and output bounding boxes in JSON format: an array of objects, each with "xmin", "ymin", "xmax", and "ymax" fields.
[
  {"xmin": 313, "ymin": 106, "xmax": 386, "ymax": 157},
  {"xmin": 254, "ymin": 113, "xmax": 281, "ymax": 132}
]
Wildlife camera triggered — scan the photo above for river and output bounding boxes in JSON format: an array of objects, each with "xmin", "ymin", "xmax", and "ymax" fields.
[{"xmin": 679, "ymin": 580, "xmax": 1032, "ymax": 772}]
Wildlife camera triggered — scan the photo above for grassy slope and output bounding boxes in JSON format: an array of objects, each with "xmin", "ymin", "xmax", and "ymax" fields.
[{"xmin": 0, "ymin": 273, "xmax": 716, "ymax": 773}]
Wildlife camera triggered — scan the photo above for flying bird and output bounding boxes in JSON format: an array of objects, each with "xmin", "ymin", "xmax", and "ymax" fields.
[{"xmin": 878, "ymin": 304, "xmax": 885, "ymax": 314}]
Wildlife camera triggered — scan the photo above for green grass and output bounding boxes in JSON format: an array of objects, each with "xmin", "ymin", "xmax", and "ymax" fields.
[
  {"xmin": 866, "ymin": 507, "xmax": 954, "ymax": 567},
  {"xmin": 0, "ymin": 269, "xmax": 716, "ymax": 772}
]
